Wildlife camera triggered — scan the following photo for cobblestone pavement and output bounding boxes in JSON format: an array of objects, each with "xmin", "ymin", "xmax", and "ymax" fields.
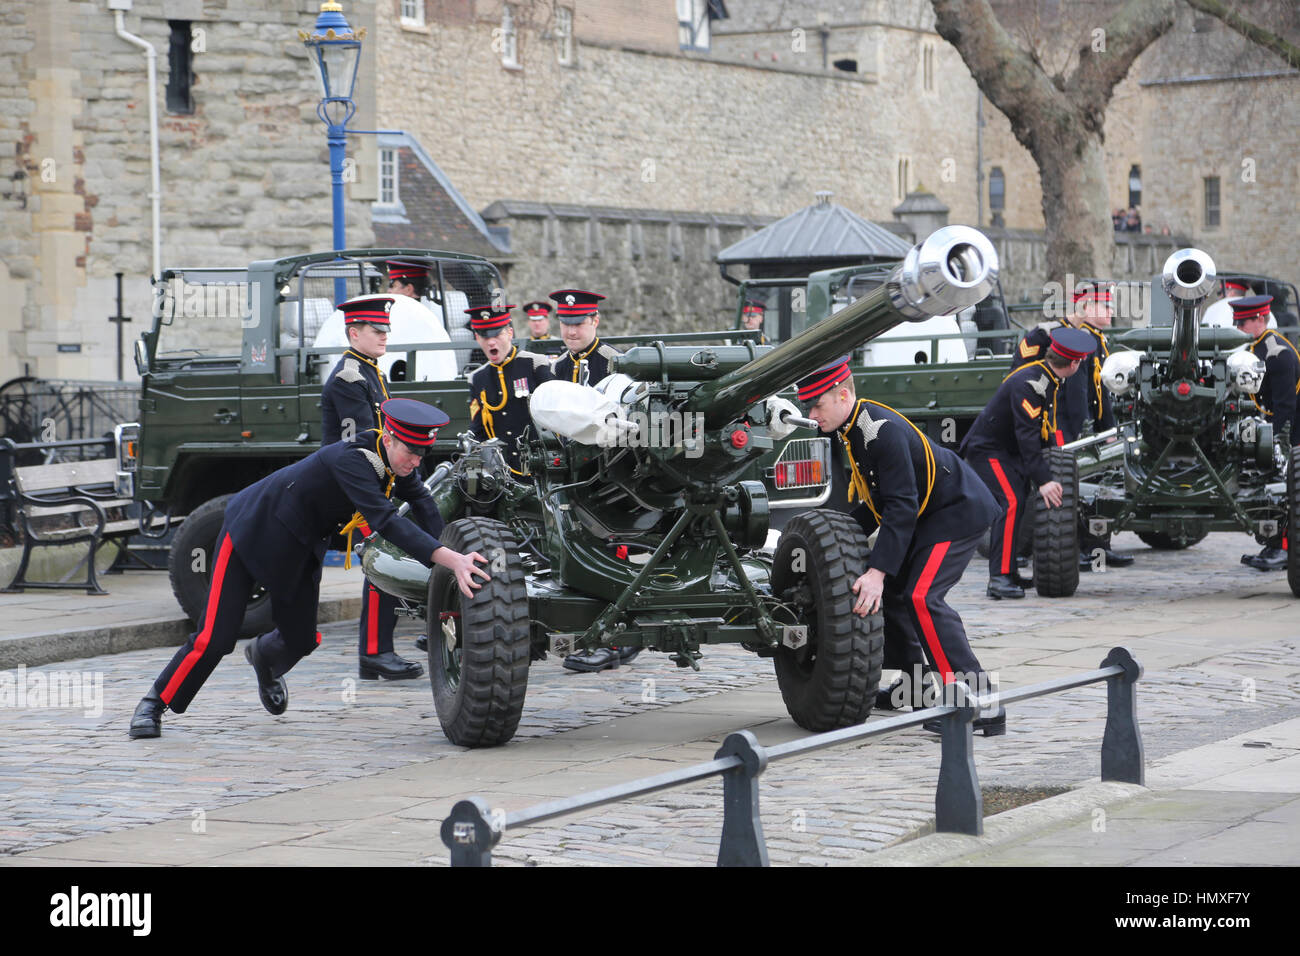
[{"xmin": 2, "ymin": 531, "xmax": 1299, "ymax": 865}]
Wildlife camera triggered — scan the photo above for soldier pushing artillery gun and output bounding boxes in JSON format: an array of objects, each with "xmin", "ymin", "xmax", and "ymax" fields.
[
  {"xmin": 359, "ymin": 226, "xmax": 1005, "ymax": 747},
  {"xmin": 1077, "ymin": 248, "xmax": 1300, "ymax": 593}
]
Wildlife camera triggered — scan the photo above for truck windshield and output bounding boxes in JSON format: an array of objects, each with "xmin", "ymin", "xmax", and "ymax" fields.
[{"xmin": 154, "ymin": 269, "xmax": 250, "ymax": 357}]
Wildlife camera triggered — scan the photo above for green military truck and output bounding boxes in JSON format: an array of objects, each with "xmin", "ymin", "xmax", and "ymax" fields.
[
  {"xmin": 119, "ymin": 248, "xmax": 832, "ymax": 635},
  {"xmin": 732, "ymin": 261, "xmax": 1021, "ymax": 450}
]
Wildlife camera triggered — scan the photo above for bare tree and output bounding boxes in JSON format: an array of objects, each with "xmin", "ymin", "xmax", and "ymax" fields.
[{"xmin": 931, "ymin": 0, "xmax": 1299, "ymax": 283}]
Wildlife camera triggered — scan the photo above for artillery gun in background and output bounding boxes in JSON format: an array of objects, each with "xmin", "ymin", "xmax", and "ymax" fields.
[
  {"xmin": 1066, "ymin": 248, "xmax": 1300, "ymax": 597},
  {"xmin": 361, "ymin": 226, "xmax": 1001, "ymax": 747}
]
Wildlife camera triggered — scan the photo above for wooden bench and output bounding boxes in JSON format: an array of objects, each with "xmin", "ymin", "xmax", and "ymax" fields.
[{"xmin": 1, "ymin": 439, "xmax": 166, "ymax": 594}]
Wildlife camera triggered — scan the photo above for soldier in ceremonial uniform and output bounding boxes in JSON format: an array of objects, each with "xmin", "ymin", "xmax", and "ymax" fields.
[
  {"xmin": 740, "ymin": 299, "xmax": 769, "ymax": 345},
  {"xmin": 551, "ymin": 288, "xmax": 621, "ymax": 386},
  {"xmin": 798, "ymin": 357, "xmax": 1005, "ymax": 734},
  {"xmin": 321, "ymin": 296, "xmax": 431, "ymax": 679},
  {"xmin": 1203, "ymin": 279, "xmax": 1253, "ymax": 329},
  {"xmin": 523, "ymin": 300, "xmax": 556, "ymax": 344},
  {"xmin": 1009, "ymin": 284, "xmax": 1133, "ymax": 569},
  {"xmin": 962, "ymin": 327, "xmax": 1095, "ymax": 599},
  {"xmin": 127, "ymin": 399, "xmax": 490, "ymax": 738},
  {"xmin": 1233, "ymin": 295, "xmax": 1300, "ymax": 570},
  {"xmin": 466, "ymin": 304, "xmax": 554, "ymax": 474},
  {"xmin": 321, "ymin": 295, "xmax": 391, "ymax": 446}
]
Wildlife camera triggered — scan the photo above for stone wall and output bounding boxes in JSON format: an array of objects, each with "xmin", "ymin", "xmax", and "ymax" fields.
[{"xmin": 0, "ymin": 0, "xmax": 379, "ymax": 384}]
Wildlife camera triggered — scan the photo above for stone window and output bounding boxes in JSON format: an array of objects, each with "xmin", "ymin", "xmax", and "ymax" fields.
[
  {"xmin": 1203, "ymin": 176, "xmax": 1221, "ymax": 228},
  {"xmin": 400, "ymin": 0, "xmax": 424, "ymax": 28},
  {"xmin": 896, "ymin": 156, "xmax": 912, "ymax": 202},
  {"xmin": 556, "ymin": 6, "xmax": 575, "ymax": 66},
  {"xmin": 921, "ymin": 42, "xmax": 935, "ymax": 93},
  {"xmin": 989, "ymin": 166, "xmax": 1005, "ymax": 227},
  {"xmin": 1128, "ymin": 165, "xmax": 1141, "ymax": 209},
  {"xmin": 678, "ymin": 0, "xmax": 712, "ymax": 52},
  {"xmin": 166, "ymin": 21, "xmax": 194, "ymax": 115},
  {"xmin": 379, "ymin": 148, "xmax": 399, "ymax": 206},
  {"xmin": 501, "ymin": 4, "xmax": 520, "ymax": 68}
]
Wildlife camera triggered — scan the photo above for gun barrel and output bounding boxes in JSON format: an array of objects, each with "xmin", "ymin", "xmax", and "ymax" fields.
[
  {"xmin": 687, "ymin": 226, "xmax": 999, "ymax": 426},
  {"xmin": 1161, "ymin": 248, "xmax": 1217, "ymax": 381}
]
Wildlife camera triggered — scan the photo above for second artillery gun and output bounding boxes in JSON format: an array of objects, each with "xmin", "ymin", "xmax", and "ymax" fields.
[
  {"xmin": 361, "ymin": 226, "xmax": 1001, "ymax": 747},
  {"xmin": 1063, "ymin": 247, "xmax": 1300, "ymax": 597}
]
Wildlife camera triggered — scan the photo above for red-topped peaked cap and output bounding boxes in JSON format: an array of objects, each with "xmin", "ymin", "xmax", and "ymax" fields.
[
  {"xmin": 465, "ymin": 304, "xmax": 515, "ymax": 333},
  {"xmin": 1229, "ymin": 295, "xmax": 1272, "ymax": 323},
  {"xmin": 796, "ymin": 355, "xmax": 852, "ymax": 407},
  {"xmin": 386, "ymin": 260, "xmax": 427, "ymax": 283},
  {"xmin": 1072, "ymin": 283, "xmax": 1114, "ymax": 306},
  {"xmin": 523, "ymin": 300, "xmax": 553, "ymax": 317},
  {"xmin": 338, "ymin": 294, "xmax": 395, "ymax": 327},
  {"xmin": 549, "ymin": 288, "xmax": 605, "ymax": 323},
  {"xmin": 1049, "ymin": 327, "xmax": 1098, "ymax": 361},
  {"xmin": 381, "ymin": 398, "xmax": 448, "ymax": 448},
  {"xmin": 742, "ymin": 299, "xmax": 765, "ymax": 314}
]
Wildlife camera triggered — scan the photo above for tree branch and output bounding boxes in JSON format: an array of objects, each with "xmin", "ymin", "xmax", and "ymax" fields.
[
  {"xmin": 1184, "ymin": 0, "xmax": 1300, "ymax": 70},
  {"xmin": 930, "ymin": 0, "xmax": 1071, "ymax": 156},
  {"xmin": 1067, "ymin": 0, "xmax": 1177, "ymax": 114}
]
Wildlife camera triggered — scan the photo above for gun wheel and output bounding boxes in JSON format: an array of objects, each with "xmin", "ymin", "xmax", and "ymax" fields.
[
  {"xmin": 426, "ymin": 517, "xmax": 531, "ymax": 747},
  {"xmin": 1288, "ymin": 447, "xmax": 1300, "ymax": 599},
  {"xmin": 168, "ymin": 494, "xmax": 273, "ymax": 638},
  {"xmin": 770, "ymin": 510, "xmax": 882, "ymax": 732},
  {"xmin": 1032, "ymin": 447, "xmax": 1080, "ymax": 597}
]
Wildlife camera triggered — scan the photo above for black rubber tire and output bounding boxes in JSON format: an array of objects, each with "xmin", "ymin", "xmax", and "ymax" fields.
[
  {"xmin": 770, "ymin": 510, "xmax": 883, "ymax": 732},
  {"xmin": 1135, "ymin": 530, "xmax": 1207, "ymax": 551},
  {"xmin": 1032, "ymin": 447, "xmax": 1080, "ymax": 597},
  {"xmin": 1288, "ymin": 447, "xmax": 1300, "ymax": 599},
  {"xmin": 168, "ymin": 494, "xmax": 273, "ymax": 638},
  {"xmin": 426, "ymin": 517, "xmax": 531, "ymax": 748}
]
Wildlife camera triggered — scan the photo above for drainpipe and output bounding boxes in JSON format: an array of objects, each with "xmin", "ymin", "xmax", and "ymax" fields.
[{"xmin": 109, "ymin": 0, "xmax": 161, "ymax": 281}]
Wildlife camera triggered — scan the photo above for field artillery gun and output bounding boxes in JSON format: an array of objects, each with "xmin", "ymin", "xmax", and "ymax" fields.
[
  {"xmin": 361, "ymin": 226, "xmax": 1001, "ymax": 747},
  {"xmin": 1074, "ymin": 248, "xmax": 1299, "ymax": 595}
]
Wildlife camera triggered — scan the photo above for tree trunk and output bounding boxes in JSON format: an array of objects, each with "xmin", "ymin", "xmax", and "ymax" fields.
[{"xmin": 1034, "ymin": 132, "xmax": 1113, "ymax": 287}]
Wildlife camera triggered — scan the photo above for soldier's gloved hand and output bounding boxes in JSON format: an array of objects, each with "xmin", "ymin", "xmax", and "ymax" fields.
[{"xmin": 1273, "ymin": 440, "xmax": 1289, "ymax": 475}]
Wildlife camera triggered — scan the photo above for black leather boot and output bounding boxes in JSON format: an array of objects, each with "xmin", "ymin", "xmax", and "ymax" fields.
[
  {"xmin": 986, "ymin": 575, "xmax": 1026, "ymax": 599},
  {"xmin": 563, "ymin": 648, "xmax": 620, "ymax": 673},
  {"xmin": 359, "ymin": 651, "xmax": 424, "ymax": 680},
  {"xmin": 128, "ymin": 691, "xmax": 165, "ymax": 739},
  {"xmin": 414, "ymin": 634, "xmax": 428, "ymax": 652},
  {"xmin": 245, "ymin": 638, "xmax": 289, "ymax": 715}
]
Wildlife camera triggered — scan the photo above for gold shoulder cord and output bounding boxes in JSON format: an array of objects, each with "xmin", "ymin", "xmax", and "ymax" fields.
[
  {"xmin": 339, "ymin": 431, "xmax": 396, "ymax": 569},
  {"xmin": 1002, "ymin": 360, "xmax": 1058, "ymax": 441},
  {"xmin": 477, "ymin": 347, "xmax": 527, "ymax": 476},
  {"xmin": 1084, "ymin": 323, "xmax": 1109, "ymax": 419},
  {"xmin": 837, "ymin": 399, "xmax": 936, "ymax": 522},
  {"xmin": 567, "ymin": 339, "xmax": 601, "ymax": 383}
]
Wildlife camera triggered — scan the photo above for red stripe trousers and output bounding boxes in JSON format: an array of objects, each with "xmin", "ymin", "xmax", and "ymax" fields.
[
  {"xmin": 881, "ymin": 532, "xmax": 987, "ymax": 685},
  {"xmin": 151, "ymin": 524, "xmax": 321, "ymax": 713}
]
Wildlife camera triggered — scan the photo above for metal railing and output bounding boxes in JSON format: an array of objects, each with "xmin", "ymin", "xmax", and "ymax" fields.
[
  {"xmin": 0, "ymin": 378, "xmax": 139, "ymax": 454},
  {"xmin": 439, "ymin": 647, "xmax": 1143, "ymax": 866}
]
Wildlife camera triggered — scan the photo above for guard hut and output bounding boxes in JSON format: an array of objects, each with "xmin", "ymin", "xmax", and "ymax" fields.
[{"xmin": 716, "ymin": 191, "xmax": 912, "ymax": 341}]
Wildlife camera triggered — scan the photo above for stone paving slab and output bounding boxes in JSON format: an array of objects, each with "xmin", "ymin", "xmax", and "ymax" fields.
[{"xmin": 3, "ymin": 532, "xmax": 1300, "ymax": 866}]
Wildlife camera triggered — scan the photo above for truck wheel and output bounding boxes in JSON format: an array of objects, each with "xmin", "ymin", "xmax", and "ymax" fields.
[
  {"xmin": 1032, "ymin": 447, "xmax": 1080, "ymax": 597},
  {"xmin": 168, "ymin": 494, "xmax": 274, "ymax": 638},
  {"xmin": 426, "ymin": 517, "xmax": 531, "ymax": 747},
  {"xmin": 1135, "ymin": 530, "xmax": 1207, "ymax": 550},
  {"xmin": 770, "ymin": 510, "xmax": 883, "ymax": 732},
  {"xmin": 1288, "ymin": 447, "xmax": 1300, "ymax": 599}
]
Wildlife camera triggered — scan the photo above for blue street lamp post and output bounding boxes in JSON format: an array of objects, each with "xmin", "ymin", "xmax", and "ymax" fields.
[{"xmin": 301, "ymin": 1, "xmax": 364, "ymax": 305}]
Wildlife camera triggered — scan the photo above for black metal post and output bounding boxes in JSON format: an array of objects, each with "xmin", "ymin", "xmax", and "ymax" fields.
[
  {"xmin": 440, "ymin": 797, "xmax": 501, "ymax": 867},
  {"xmin": 109, "ymin": 272, "xmax": 132, "ymax": 381},
  {"xmin": 1100, "ymin": 647, "xmax": 1145, "ymax": 785},
  {"xmin": 935, "ymin": 682, "xmax": 983, "ymax": 835},
  {"xmin": 714, "ymin": 730, "xmax": 770, "ymax": 867}
]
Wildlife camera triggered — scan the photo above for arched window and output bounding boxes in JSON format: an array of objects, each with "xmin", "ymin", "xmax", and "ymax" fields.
[
  {"xmin": 989, "ymin": 166, "xmax": 1005, "ymax": 226},
  {"xmin": 1128, "ymin": 165, "xmax": 1142, "ymax": 209}
]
